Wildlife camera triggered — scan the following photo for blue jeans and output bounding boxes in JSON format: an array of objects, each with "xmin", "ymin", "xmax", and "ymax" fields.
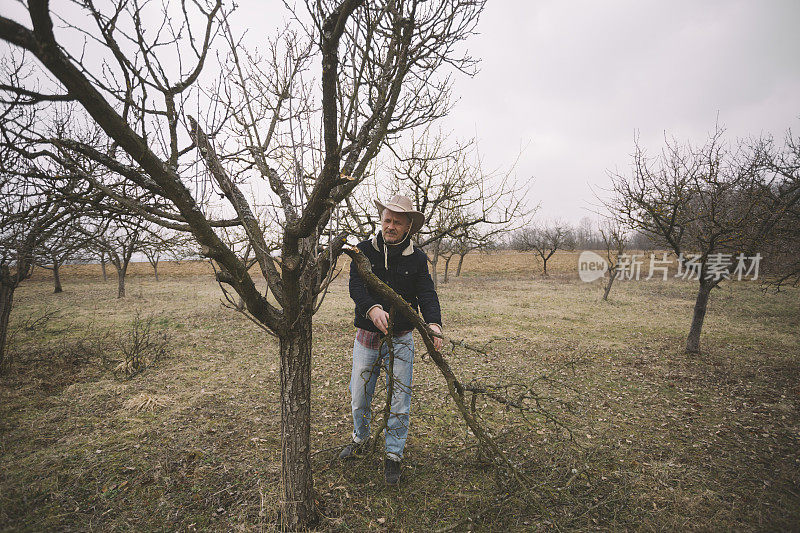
[{"xmin": 349, "ymin": 331, "xmax": 414, "ymax": 461}]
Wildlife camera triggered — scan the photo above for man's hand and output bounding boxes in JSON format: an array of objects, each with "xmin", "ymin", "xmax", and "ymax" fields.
[
  {"xmin": 428, "ymin": 323, "xmax": 443, "ymax": 351},
  {"xmin": 368, "ymin": 306, "xmax": 390, "ymax": 334}
]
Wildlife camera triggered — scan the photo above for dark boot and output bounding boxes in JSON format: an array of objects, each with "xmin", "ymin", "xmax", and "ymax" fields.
[{"xmin": 384, "ymin": 458, "xmax": 402, "ymax": 485}]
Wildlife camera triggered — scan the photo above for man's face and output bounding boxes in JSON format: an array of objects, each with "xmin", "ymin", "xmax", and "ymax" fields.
[{"xmin": 381, "ymin": 209, "xmax": 412, "ymax": 244}]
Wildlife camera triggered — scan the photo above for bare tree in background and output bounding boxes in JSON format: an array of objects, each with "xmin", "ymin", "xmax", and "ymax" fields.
[
  {"xmin": 35, "ymin": 218, "xmax": 89, "ymax": 293},
  {"xmin": 453, "ymin": 225, "xmax": 482, "ymax": 278},
  {"xmin": 97, "ymin": 250, "xmax": 108, "ymax": 282},
  {"xmin": 761, "ymin": 201, "xmax": 800, "ymax": 289},
  {"xmin": 0, "ymin": 1, "xmax": 486, "ymax": 526},
  {"xmin": 84, "ymin": 215, "xmax": 148, "ymax": 298},
  {"xmin": 608, "ymin": 126, "xmax": 800, "ymax": 353},
  {"xmin": 574, "ymin": 216, "xmax": 601, "ymax": 250},
  {"xmin": 440, "ymin": 215, "xmax": 505, "ymax": 282},
  {"xmin": 755, "ymin": 132, "xmax": 800, "ymax": 290},
  {"xmin": 598, "ymin": 219, "xmax": 628, "ymax": 301},
  {"xmin": 140, "ymin": 226, "xmax": 193, "ymax": 281},
  {"xmin": 0, "ymin": 104, "xmax": 86, "ymax": 367},
  {"xmin": 367, "ymin": 129, "xmax": 527, "ymax": 288},
  {"xmin": 512, "ymin": 220, "xmax": 576, "ymax": 276}
]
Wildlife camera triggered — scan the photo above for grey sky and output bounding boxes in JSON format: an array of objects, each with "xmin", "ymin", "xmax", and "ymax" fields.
[
  {"xmin": 5, "ymin": 1, "xmax": 798, "ymax": 226},
  {"xmin": 437, "ymin": 0, "xmax": 800, "ymax": 223}
]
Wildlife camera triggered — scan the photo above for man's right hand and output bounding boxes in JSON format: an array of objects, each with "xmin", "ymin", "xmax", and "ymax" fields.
[{"xmin": 368, "ymin": 306, "xmax": 390, "ymax": 334}]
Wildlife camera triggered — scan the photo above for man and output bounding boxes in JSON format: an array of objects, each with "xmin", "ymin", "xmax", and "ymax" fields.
[{"xmin": 341, "ymin": 194, "xmax": 443, "ymax": 486}]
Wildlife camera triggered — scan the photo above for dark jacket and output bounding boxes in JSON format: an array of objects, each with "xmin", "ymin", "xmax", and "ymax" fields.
[{"xmin": 349, "ymin": 233, "xmax": 442, "ymax": 333}]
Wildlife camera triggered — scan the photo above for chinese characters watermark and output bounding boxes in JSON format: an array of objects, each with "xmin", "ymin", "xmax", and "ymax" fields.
[{"xmin": 578, "ymin": 251, "xmax": 761, "ymax": 282}]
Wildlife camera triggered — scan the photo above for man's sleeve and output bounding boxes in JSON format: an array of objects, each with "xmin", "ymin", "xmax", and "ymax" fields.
[
  {"xmin": 415, "ymin": 251, "xmax": 442, "ymax": 327},
  {"xmin": 349, "ymin": 248, "xmax": 380, "ymax": 318}
]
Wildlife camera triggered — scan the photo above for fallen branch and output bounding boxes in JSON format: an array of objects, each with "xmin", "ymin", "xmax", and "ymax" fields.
[
  {"xmin": 341, "ymin": 245, "xmax": 532, "ymax": 486},
  {"xmin": 465, "ymin": 379, "xmax": 576, "ymax": 440}
]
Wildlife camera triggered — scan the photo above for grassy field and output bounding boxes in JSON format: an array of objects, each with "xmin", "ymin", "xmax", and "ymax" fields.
[{"xmin": 2, "ymin": 251, "xmax": 799, "ymax": 531}]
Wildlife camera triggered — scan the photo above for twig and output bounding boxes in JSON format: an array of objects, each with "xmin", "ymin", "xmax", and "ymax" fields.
[{"xmin": 211, "ymin": 260, "xmax": 278, "ymax": 338}]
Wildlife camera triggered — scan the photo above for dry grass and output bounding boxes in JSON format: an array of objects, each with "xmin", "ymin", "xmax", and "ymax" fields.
[
  {"xmin": 1, "ymin": 251, "xmax": 799, "ymax": 531},
  {"xmin": 28, "ymin": 259, "xmax": 215, "ymax": 281}
]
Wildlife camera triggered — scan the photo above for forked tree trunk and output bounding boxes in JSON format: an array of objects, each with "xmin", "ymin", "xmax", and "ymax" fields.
[
  {"xmin": 151, "ymin": 260, "xmax": 159, "ymax": 281},
  {"xmin": 278, "ymin": 315, "xmax": 316, "ymax": 529},
  {"xmin": 685, "ymin": 279, "xmax": 713, "ymax": 353},
  {"xmin": 53, "ymin": 261, "xmax": 63, "ymax": 293},
  {"xmin": 0, "ymin": 281, "xmax": 15, "ymax": 370}
]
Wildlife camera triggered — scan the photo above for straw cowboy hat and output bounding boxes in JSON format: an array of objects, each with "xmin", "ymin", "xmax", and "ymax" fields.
[{"xmin": 374, "ymin": 194, "xmax": 426, "ymax": 237}]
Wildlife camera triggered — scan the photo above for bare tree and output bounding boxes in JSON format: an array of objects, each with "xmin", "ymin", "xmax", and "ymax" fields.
[
  {"xmin": 139, "ymin": 225, "xmax": 193, "ymax": 281},
  {"xmin": 755, "ymin": 132, "xmax": 800, "ymax": 290},
  {"xmin": 440, "ymin": 236, "xmax": 458, "ymax": 283},
  {"xmin": 0, "ymin": 1, "xmax": 486, "ymax": 526},
  {"xmin": 597, "ymin": 218, "xmax": 628, "ymax": 301},
  {"xmin": 0, "ymin": 106, "xmax": 84, "ymax": 367},
  {"xmin": 35, "ymin": 218, "xmax": 89, "ymax": 293},
  {"xmin": 375, "ymin": 129, "xmax": 527, "ymax": 288},
  {"xmin": 97, "ymin": 250, "xmax": 108, "ymax": 282},
  {"xmin": 453, "ymin": 231, "xmax": 476, "ymax": 278},
  {"xmin": 608, "ymin": 126, "xmax": 800, "ymax": 353},
  {"xmin": 574, "ymin": 216, "xmax": 602, "ymax": 250},
  {"xmin": 441, "ymin": 220, "xmax": 501, "ymax": 282},
  {"xmin": 512, "ymin": 220, "xmax": 576, "ymax": 276},
  {"xmin": 84, "ymin": 215, "xmax": 147, "ymax": 298},
  {"xmin": 761, "ymin": 202, "xmax": 800, "ymax": 288}
]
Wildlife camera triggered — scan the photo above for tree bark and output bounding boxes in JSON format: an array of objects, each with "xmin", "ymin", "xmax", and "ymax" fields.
[
  {"xmin": 443, "ymin": 254, "xmax": 452, "ymax": 283},
  {"xmin": 685, "ymin": 280, "xmax": 713, "ymax": 353},
  {"xmin": 278, "ymin": 315, "xmax": 317, "ymax": 529},
  {"xmin": 430, "ymin": 241, "xmax": 440, "ymax": 290},
  {"xmin": 117, "ymin": 265, "xmax": 127, "ymax": 298},
  {"xmin": 456, "ymin": 252, "xmax": 467, "ymax": 277},
  {"xmin": 0, "ymin": 281, "xmax": 15, "ymax": 370},
  {"xmin": 53, "ymin": 261, "xmax": 63, "ymax": 293},
  {"xmin": 602, "ymin": 270, "xmax": 618, "ymax": 301},
  {"xmin": 100, "ymin": 256, "xmax": 107, "ymax": 282},
  {"xmin": 151, "ymin": 260, "xmax": 159, "ymax": 281}
]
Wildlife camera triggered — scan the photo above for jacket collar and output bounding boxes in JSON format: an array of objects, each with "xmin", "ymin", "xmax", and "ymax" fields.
[{"xmin": 371, "ymin": 232, "xmax": 414, "ymax": 256}]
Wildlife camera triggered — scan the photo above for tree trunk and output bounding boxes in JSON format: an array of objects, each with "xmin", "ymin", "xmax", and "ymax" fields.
[
  {"xmin": 100, "ymin": 257, "xmax": 108, "ymax": 282},
  {"xmin": 0, "ymin": 281, "xmax": 15, "ymax": 370},
  {"xmin": 278, "ymin": 315, "xmax": 317, "ymax": 529},
  {"xmin": 117, "ymin": 265, "xmax": 127, "ymax": 298},
  {"xmin": 456, "ymin": 252, "xmax": 467, "ymax": 277},
  {"xmin": 430, "ymin": 242, "xmax": 440, "ymax": 290},
  {"xmin": 152, "ymin": 260, "xmax": 159, "ymax": 281},
  {"xmin": 685, "ymin": 280, "xmax": 713, "ymax": 353},
  {"xmin": 541, "ymin": 257, "xmax": 548, "ymax": 276},
  {"xmin": 443, "ymin": 255, "xmax": 452, "ymax": 283},
  {"xmin": 602, "ymin": 270, "xmax": 618, "ymax": 301},
  {"xmin": 53, "ymin": 261, "xmax": 63, "ymax": 293}
]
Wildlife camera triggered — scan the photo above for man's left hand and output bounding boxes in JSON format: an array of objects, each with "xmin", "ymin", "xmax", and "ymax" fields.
[{"xmin": 428, "ymin": 324, "xmax": 443, "ymax": 352}]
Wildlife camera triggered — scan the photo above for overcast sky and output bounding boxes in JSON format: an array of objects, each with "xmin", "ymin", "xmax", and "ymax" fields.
[
  {"xmin": 6, "ymin": 1, "xmax": 799, "ymax": 225},
  {"xmin": 435, "ymin": 0, "xmax": 800, "ymax": 223},
  {"xmin": 234, "ymin": 0, "xmax": 800, "ymax": 224}
]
